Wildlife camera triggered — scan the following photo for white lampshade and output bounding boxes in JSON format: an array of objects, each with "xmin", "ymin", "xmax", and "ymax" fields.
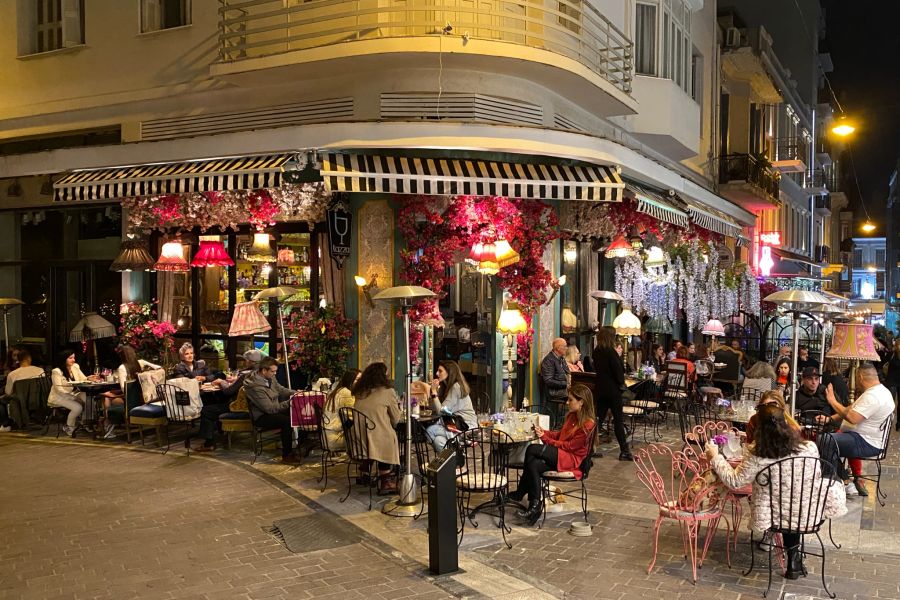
[
  {"xmin": 702, "ymin": 319, "xmax": 726, "ymax": 337},
  {"xmin": 246, "ymin": 233, "xmax": 275, "ymax": 263},
  {"xmin": 612, "ymin": 308, "xmax": 641, "ymax": 336}
]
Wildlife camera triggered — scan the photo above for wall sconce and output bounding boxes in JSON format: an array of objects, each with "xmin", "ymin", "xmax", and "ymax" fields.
[
  {"xmin": 546, "ymin": 274, "xmax": 567, "ymax": 304},
  {"xmin": 355, "ymin": 273, "xmax": 379, "ymax": 308},
  {"xmin": 563, "ymin": 241, "xmax": 577, "ymax": 264}
]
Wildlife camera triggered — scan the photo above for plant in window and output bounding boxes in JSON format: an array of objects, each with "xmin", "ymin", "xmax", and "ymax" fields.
[
  {"xmin": 117, "ymin": 301, "xmax": 177, "ymax": 365},
  {"xmin": 287, "ymin": 305, "xmax": 356, "ymax": 381}
]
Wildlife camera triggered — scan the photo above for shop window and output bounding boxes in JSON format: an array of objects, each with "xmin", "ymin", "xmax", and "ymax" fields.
[
  {"xmin": 140, "ymin": 0, "xmax": 191, "ymax": 33},
  {"xmin": 17, "ymin": 0, "xmax": 84, "ymax": 55}
]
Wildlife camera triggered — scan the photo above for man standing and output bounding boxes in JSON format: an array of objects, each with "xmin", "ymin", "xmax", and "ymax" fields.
[
  {"xmin": 794, "ymin": 367, "xmax": 830, "ymax": 414},
  {"xmin": 824, "ymin": 363, "xmax": 895, "ymax": 496},
  {"xmin": 540, "ymin": 338, "xmax": 569, "ymax": 425},
  {"xmin": 244, "ymin": 357, "xmax": 301, "ymax": 465}
]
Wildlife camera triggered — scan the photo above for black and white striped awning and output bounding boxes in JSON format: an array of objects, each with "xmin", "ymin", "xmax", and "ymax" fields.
[
  {"xmin": 321, "ymin": 153, "xmax": 623, "ymax": 201},
  {"xmin": 685, "ymin": 204, "xmax": 743, "ymax": 238},
  {"xmin": 53, "ymin": 154, "xmax": 292, "ymax": 202},
  {"xmin": 628, "ymin": 185, "xmax": 689, "ymax": 228}
]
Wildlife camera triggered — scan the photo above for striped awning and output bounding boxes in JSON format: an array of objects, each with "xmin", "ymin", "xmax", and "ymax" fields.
[
  {"xmin": 53, "ymin": 154, "xmax": 292, "ymax": 202},
  {"xmin": 685, "ymin": 204, "xmax": 743, "ymax": 238},
  {"xmin": 628, "ymin": 185, "xmax": 689, "ymax": 228},
  {"xmin": 321, "ymin": 153, "xmax": 623, "ymax": 201}
]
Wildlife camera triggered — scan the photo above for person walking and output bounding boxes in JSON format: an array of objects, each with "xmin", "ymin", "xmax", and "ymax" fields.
[{"xmin": 592, "ymin": 327, "xmax": 632, "ymax": 461}]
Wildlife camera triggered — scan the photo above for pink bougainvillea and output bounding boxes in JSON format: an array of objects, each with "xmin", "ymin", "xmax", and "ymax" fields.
[{"xmin": 397, "ymin": 195, "xmax": 560, "ymax": 363}]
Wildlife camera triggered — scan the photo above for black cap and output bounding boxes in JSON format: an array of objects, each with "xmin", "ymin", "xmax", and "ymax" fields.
[{"xmin": 801, "ymin": 366, "xmax": 820, "ymax": 378}]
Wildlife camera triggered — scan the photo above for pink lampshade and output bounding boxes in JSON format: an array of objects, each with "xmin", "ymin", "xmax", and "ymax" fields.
[
  {"xmin": 701, "ymin": 319, "xmax": 726, "ymax": 337},
  {"xmin": 154, "ymin": 240, "xmax": 190, "ymax": 272},
  {"xmin": 228, "ymin": 301, "xmax": 272, "ymax": 336},
  {"xmin": 826, "ymin": 323, "xmax": 880, "ymax": 361},
  {"xmin": 191, "ymin": 240, "xmax": 234, "ymax": 268}
]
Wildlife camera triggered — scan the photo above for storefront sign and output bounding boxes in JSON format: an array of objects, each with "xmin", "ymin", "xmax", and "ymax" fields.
[
  {"xmin": 759, "ymin": 231, "xmax": 782, "ymax": 246},
  {"xmin": 327, "ymin": 202, "xmax": 352, "ymax": 269}
]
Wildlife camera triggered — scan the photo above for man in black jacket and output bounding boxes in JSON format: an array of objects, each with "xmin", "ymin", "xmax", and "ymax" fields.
[
  {"xmin": 795, "ymin": 367, "xmax": 831, "ymax": 415},
  {"xmin": 540, "ymin": 338, "xmax": 569, "ymax": 426}
]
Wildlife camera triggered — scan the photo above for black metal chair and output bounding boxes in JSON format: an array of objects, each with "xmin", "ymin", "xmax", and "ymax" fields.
[
  {"xmin": 746, "ymin": 455, "xmax": 836, "ymax": 598},
  {"xmin": 795, "ymin": 410, "xmax": 834, "ymax": 442},
  {"xmin": 315, "ymin": 403, "xmax": 348, "ymax": 491},
  {"xmin": 850, "ymin": 413, "xmax": 894, "ymax": 506},
  {"xmin": 155, "ymin": 383, "xmax": 201, "ymax": 455},
  {"xmin": 539, "ymin": 425, "xmax": 597, "ymax": 527},
  {"xmin": 450, "ymin": 427, "xmax": 514, "ymax": 549},
  {"xmin": 244, "ymin": 397, "xmax": 289, "ymax": 465},
  {"xmin": 814, "ymin": 432, "xmax": 843, "ymax": 550},
  {"xmin": 338, "ymin": 406, "xmax": 376, "ymax": 510}
]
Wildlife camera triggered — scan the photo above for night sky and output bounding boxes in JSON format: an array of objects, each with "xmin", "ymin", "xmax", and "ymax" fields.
[{"xmin": 821, "ymin": 0, "xmax": 900, "ymax": 236}]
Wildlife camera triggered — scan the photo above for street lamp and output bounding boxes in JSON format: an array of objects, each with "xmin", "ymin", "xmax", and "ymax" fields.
[
  {"xmin": 831, "ymin": 116, "xmax": 856, "ymax": 137},
  {"xmin": 861, "ymin": 221, "xmax": 877, "ymax": 233}
]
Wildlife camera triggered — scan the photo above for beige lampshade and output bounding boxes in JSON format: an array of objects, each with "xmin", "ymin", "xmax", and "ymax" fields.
[
  {"xmin": 245, "ymin": 233, "xmax": 275, "ymax": 263},
  {"xmin": 494, "ymin": 238, "xmax": 520, "ymax": 268},
  {"xmin": 69, "ymin": 312, "xmax": 116, "ymax": 342},
  {"xmin": 613, "ymin": 308, "xmax": 641, "ymax": 336},
  {"xmin": 154, "ymin": 240, "xmax": 190, "ymax": 272},
  {"xmin": 497, "ymin": 302, "xmax": 528, "ymax": 335}
]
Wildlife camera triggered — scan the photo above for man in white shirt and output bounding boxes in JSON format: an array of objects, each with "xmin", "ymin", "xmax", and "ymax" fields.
[
  {"xmin": 824, "ymin": 363, "xmax": 895, "ymax": 496},
  {"xmin": 2, "ymin": 349, "xmax": 45, "ymax": 430}
]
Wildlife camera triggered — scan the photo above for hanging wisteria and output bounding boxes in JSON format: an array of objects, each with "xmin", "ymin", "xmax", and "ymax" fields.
[{"xmin": 613, "ymin": 239, "xmax": 761, "ymax": 329}]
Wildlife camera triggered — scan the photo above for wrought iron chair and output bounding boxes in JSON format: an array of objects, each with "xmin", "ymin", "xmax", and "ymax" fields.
[
  {"xmin": 155, "ymin": 383, "xmax": 201, "ymax": 455},
  {"xmin": 850, "ymin": 413, "xmax": 894, "ymax": 506},
  {"xmin": 814, "ymin": 431, "xmax": 843, "ymax": 549},
  {"xmin": 747, "ymin": 455, "xmax": 836, "ymax": 598},
  {"xmin": 338, "ymin": 406, "xmax": 376, "ymax": 510},
  {"xmin": 450, "ymin": 427, "xmax": 514, "ymax": 549},
  {"xmin": 314, "ymin": 402, "xmax": 348, "ymax": 491},
  {"xmin": 410, "ymin": 419, "xmax": 438, "ymax": 518},
  {"xmin": 538, "ymin": 424, "xmax": 597, "ymax": 527},
  {"xmin": 795, "ymin": 410, "xmax": 834, "ymax": 442},
  {"xmin": 245, "ymin": 397, "xmax": 287, "ymax": 465},
  {"xmin": 634, "ymin": 443, "xmax": 727, "ymax": 584}
]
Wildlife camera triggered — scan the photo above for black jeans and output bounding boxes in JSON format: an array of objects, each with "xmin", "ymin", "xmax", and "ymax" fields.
[
  {"xmin": 199, "ymin": 402, "xmax": 231, "ymax": 444},
  {"xmin": 782, "ymin": 532, "xmax": 801, "ymax": 554},
  {"xmin": 596, "ymin": 395, "xmax": 629, "ymax": 453},
  {"xmin": 517, "ymin": 444, "xmax": 559, "ymax": 503},
  {"xmin": 254, "ymin": 412, "xmax": 293, "ymax": 457}
]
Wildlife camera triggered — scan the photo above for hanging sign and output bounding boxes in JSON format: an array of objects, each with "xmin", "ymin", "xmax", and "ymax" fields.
[{"xmin": 327, "ymin": 200, "xmax": 351, "ymax": 269}]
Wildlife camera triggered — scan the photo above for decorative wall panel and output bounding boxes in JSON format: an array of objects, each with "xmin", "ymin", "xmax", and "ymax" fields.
[{"xmin": 357, "ymin": 199, "xmax": 394, "ymax": 374}]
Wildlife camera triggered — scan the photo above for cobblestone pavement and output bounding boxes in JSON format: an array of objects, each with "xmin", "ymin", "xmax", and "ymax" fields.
[{"xmin": 2, "ymin": 415, "xmax": 899, "ymax": 600}]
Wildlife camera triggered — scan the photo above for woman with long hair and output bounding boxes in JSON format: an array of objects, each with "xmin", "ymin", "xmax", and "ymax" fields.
[
  {"xmin": 510, "ymin": 383, "xmax": 596, "ymax": 525},
  {"xmin": 822, "ymin": 357, "xmax": 850, "ymax": 407},
  {"xmin": 775, "ymin": 357, "xmax": 792, "ymax": 391},
  {"xmin": 423, "ymin": 360, "xmax": 477, "ymax": 451},
  {"xmin": 48, "ymin": 350, "xmax": 90, "ymax": 436},
  {"xmin": 706, "ymin": 404, "xmax": 845, "ymax": 580},
  {"xmin": 323, "ymin": 368, "xmax": 360, "ymax": 451},
  {"xmin": 98, "ymin": 345, "xmax": 162, "ymax": 439},
  {"xmin": 743, "ymin": 389, "xmax": 800, "ymax": 444},
  {"xmin": 352, "ymin": 362, "xmax": 402, "ymax": 494},
  {"xmin": 565, "ymin": 345, "xmax": 584, "ymax": 373},
  {"xmin": 591, "ymin": 327, "xmax": 631, "ymax": 460},
  {"xmin": 648, "ymin": 343, "xmax": 665, "ymax": 372}
]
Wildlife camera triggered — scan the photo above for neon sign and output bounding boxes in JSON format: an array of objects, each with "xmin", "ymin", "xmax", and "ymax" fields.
[
  {"xmin": 759, "ymin": 231, "xmax": 782, "ymax": 246},
  {"xmin": 759, "ymin": 246, "xmax": 775, "ymax": 277}
]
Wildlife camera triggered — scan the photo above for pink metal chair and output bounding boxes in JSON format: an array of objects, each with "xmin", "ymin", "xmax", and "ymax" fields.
[{"xmin": 634, "ymin": 443, "xmax": 727, "ymax": 583}]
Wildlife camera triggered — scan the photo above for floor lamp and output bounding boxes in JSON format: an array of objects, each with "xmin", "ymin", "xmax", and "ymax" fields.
[
  {"xmin": 805, "ymin": 302, "xmax": 845, "ymax": 366},
  {"xmin": 612, "ymin": 307, "xmax": 641, "ymax": 372},
  {"xmin": 763, "ymin": 290, "xmax": 833, "ymax": 413},
  {"xmin": 373, "ymin": 285, "xmax": 436, "ymax": 517},
  {"xmin": 69, "ymin": 312, "xmax": 117, "ymax": 373},
  {"xmin": 826, "ymin": 322, "xmax": 879, "ymax": 403},
  {"xmin": 254, "ymin": 287, "xmax": 299, "ymax": 389},
  {"xmin": 0, "ymin": 298, "xmax": 24, "ymax": 362}
]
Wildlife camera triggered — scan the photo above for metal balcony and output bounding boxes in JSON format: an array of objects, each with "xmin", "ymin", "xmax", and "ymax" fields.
[
  {"xmin": 718, "ymin": 153, "xmax": 781, "ymax": 207},
  {"xmin": 218, "ymin": 0, "xmax": 634, "ymax": 95},
  {"xmin": 814, "ymin": 245, "xmax": 830, "ymax": 264}
]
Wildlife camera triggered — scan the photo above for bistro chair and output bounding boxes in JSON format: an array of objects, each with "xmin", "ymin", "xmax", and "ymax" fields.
[
  {"xmin": 850, "ymin": 413, "xmax": 894, "ymax": 507},
  {"xmin": 10, "ymin": 375, "xmax": 50, "ymax": 429},
  {"xmin": 795, "ymin": 410, "xmax": 834, "ymax": 442},
  {"xmin": 634, "ymin": 443, "xmax": 727, "ymax": 584},
  {"xmin": 338, "ymin": 406, "xmax": 376, "ymax": 510},
  {"xmin": 217, "ymin": 387, "xmax": 253, "ymax": 450},
  {"xmin": 156, "ymin": 383, "xmax": 201, "ymax": 455},
  {"xmin": 314, "ymin": 402, "xmax": 348, "ymax": 492},
  {"xmin": 538, "ymin": 424, "xmax": 597, "ymax": 527},
  {"xmin": 450, "ymin": 427, "xmax": 514, "ymax": 549},
  {"xmin": 813, "ymin": 432, "xmax": 843, "ymax": 550},
  {"xmin": 246, "ymin": 399, "xmax": 288, "ymax": 465},
  {"xmin": 128, "ymin": 385, "xmax": 168, "ymax": 447},
  {"xmin": 747, "ymin": 455, "xmax": 836, "ymax": 598},
  {"xmin": 410, "ymin": 419, "xmax": 438, "ymax": 518}
]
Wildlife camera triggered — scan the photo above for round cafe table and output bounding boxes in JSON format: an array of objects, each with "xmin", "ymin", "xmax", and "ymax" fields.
[{"xmin": 67, "ymin": 381, "xmax": 121, "ymax": 438}]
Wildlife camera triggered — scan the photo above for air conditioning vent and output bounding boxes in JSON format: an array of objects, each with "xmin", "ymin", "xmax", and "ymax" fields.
[
  {"xmin": 725, "ymin": 27, "xmax": 742, "ymax": 48},
  {"xmin": 554, "ymin": 114, "xmax": 587, "ymax": 132},
  {"xmin": 141, "ymin": 99, "xmax": 355, "ymax": 141},
  {"xmin": 380, "ymin": 93, "xmax": 543, "ymax": 126}
]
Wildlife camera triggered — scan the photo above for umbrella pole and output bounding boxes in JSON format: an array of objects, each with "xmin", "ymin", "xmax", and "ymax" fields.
[
  {"xmin": 277, "ymin": 300, "xmax": 291, "ymax": 389},
  {"xmin": 790, "ymin": 311, "xmax": 800, "ymax": 414}
]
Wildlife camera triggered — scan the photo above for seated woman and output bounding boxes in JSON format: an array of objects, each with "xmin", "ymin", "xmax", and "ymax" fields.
[
  {"xmin": 422, "ymin": 360, "xmax": 477, "ymax": 451},
  {"xmin": 99, "ymin": 344, "xmax": 162, "ymax": 439},
  {"xmin": 743, "ymin": 389, "xmax": 800, "ymax": 444},
  {"xmin": 48, "ymin": 350, "xmax": 96, "ymax": 437},
  {"xmin": 352, "ymin": 362, "xmax": 402, "ymax": 495},
  {"xmin": 322, "ymin": 368, "xmax": 360, "ymax": 452},
  {"xmin": 172, "ymin": 343, "xmax": 217, "ymax": 381},
  {"xmin": 775, "ymin": 358, "xmax": 793, "ymax": 392},
  {"xmin": 509, "ymin": 383, "xmax": 596, "ymax": 525},
  {"xmin": 195, "ymin": 349, "xmax": 265, "ymax": 453},
  {"xmin": 706, "ymin": 404, "xmax": 846, "ymax": 580},
  {"xmin": 565, "ymin": 345, "xmax": 584, "ymax": 373},
  {"xmin": 670, "ymin": 346, "xmax": 696, "ymax": 384}
]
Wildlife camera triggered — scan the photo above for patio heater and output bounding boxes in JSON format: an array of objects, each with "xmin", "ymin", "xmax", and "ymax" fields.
[
  {"xmin": 589, "ymin": 290, "xmax": 624, "ymax": 328},
  {"xmin": 253, "ymin": 287, "xmax": 299, "ymax": 389},
  {"xmin": 804, "ymin": 302, "xmax": 846, "ymax": 365},
  {"xmin": 762, "ymin": 290, "xmax": 833, "ymax": 413},
  {"xmin": 373, "ymin": 285, "xmax": 436, "ymax": 517},
  {"xmin": 0, "ymin": 298, "xmax": 24, "ymax": 360}
]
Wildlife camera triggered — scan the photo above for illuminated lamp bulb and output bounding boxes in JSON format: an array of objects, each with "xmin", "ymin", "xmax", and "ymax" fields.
[{"xmin": 154, "ymin": 239, "xmax": 190, "ymax": 272}]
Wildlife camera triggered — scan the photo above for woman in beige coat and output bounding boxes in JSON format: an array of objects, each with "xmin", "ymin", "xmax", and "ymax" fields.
[
  {"xmin": 323, "ymin": 369, "xmax": 360, "ymax": 451},
  {"xmin": 352, "ymin": 362, "xmax": 402, "ymax": 494}
]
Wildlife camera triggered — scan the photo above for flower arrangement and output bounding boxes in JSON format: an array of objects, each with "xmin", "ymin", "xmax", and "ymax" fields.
[
  {"xmin": 287, "ymin": 305, "xmax": 356, "ymax": 380},
  {"xmin": 639, "ymin": 364, "xmax": 656, "ymax": 380},
  {"xmin": 118, "ymin": 301, "xmax": 177, "ymax": 365},
  {"xmin": 712, "ymin": 434, "xmax": 729, "ymax": 447}
]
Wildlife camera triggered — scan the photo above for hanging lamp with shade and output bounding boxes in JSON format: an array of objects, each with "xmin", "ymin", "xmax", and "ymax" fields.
[
  {"xmin": 604, "ymin": 235, "xmax": 636, "ymax": 258},
  {"xmin": 191, "ymin": 237, "xmax": 234, "ymax": 268},
  {"xmin": 245, "ymin": 232, "xmax": 276, "ymax": 263},
  {"xmin": 110, "ymin": 237, "xmax": 156, "ymax": 272},
  {"xmin": 467, "ymin": 241, "xmax": 485, "ymax": 265},
  {"xmin": 477, "ymin": 242, "xmax": 500, "ymax": 275},
  {"xmin": 493, "ymin": 238, "xmax": 520, "ymax": 268},
  {"xmin": 701, "ymin": 319, "xmax": 726, "ymax": 337},
  {"xmin": 497, "ymin": 301, "xmax": 528, "ymax": 334},
  {"xmin": 154, "ymin": 238, "xmax": 190, "ymax": 272}
]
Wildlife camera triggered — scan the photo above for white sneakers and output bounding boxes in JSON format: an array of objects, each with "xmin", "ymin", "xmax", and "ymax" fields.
[
  {"xmin": 845, "ymin": 482, "xmax": 858, "ymax": 497},
  {"xmin": 0, "ymin": 425, "xmax": 11, "ymax": 433},
  {"xmin": 103, "ymin": 424, "xmax": 117, "ymax": 439},
  {"xmin": 61, "ymin": 425, "xmax": 75, "ymax": 437}
]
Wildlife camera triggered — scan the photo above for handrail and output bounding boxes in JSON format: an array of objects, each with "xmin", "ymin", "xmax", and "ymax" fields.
[
  {"xmin": 218, "ymin": 0, "xmax": 634, "ymax": 94},
  {"xmin": 719, "ymin": 153, "xmax": 781, "ymax": 202}
]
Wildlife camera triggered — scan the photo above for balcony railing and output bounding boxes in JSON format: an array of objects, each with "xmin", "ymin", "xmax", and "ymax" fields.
[
  {"xmin": 814, "ymin": 195, "xmax": 831, "ymax": 212},
  {"xmin": 815, "ymin": 245, "xmax": 830, "ymax": 264},
  {"xmin": 718, "ymin": 153, "xmax": 781, "ymax": 202},
  {"xmin": 218, "ymin": 0, "xmax": 634, "ymax": 94}
]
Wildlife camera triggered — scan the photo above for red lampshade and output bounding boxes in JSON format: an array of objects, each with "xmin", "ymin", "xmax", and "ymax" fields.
[
  {"xmin": 604, "ymin": 235, "xmax": 636, "ymax": 258},
  {"xmin": 467, "ymin": 242, "xmax": 485, "ymax": 265},
  {"xmin": 191, "ymin": 240, "xmax": 234, "ymax": 268},
  {"xmin": 154, "ymin": 240, "xmax": 190, "ymax": 272},
  {"xmin": 477, "ymin": 243, "xmax": 499, "ymax": 275}
]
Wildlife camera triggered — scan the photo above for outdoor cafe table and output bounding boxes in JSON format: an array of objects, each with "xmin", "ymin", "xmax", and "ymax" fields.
[{"xmin": 67, "ymin": 381, "xmax": 121, "ymax": 437}]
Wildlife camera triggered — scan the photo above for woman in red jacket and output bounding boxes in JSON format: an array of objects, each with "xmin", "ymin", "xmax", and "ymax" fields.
[{"xmin": 509, "ymin": 383, "xmax": 596, "ymax": 525}]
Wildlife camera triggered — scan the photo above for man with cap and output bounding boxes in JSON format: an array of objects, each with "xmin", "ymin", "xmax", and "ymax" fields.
[
  {"xmin": 195, "ymin": 349, "xmax": 266, "ymax": 452},
  {"xmin": 794, "ymin": 366, "xmax": 831, "ymax": 415}
]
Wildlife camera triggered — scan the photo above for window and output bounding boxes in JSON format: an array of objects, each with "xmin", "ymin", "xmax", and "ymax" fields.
[
  {"xmin": 875, "ymin": 248, "xmax": 886, "ymax": 267},
  {"xmin": 140, "ymin": 0, "xmax": 191, "ymax": 33},
  {"xmin": 17, "ymin": 0, "xmax": 84, "ymax": 55},
  {"xmin": 633, "ymin": 0, "xmax": 692, "ymax": 94},
  {"xmin": 852, "ymin": 249, "xmax": 863, "ymax": 269},
  {"xmin": 558, "ymin": 0, "xmax": 581, "ymax": 35}
]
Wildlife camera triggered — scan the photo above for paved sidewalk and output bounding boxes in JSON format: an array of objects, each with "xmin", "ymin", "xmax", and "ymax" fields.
[{"xmin": 2, "ymin": 416, "xmax": 899, "ymax": 600}]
